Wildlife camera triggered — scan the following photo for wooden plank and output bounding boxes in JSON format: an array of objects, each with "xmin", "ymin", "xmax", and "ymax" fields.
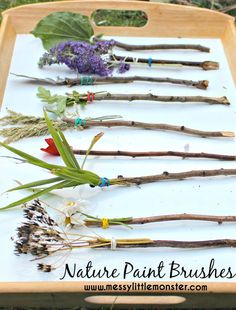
[{"xmin": 0, "ymin": 15, "xmax": 16, "ymax": 105}]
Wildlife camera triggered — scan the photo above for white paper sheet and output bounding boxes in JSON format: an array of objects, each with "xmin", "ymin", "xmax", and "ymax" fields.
[{"xmin": 0, "ymin": 35, "xmax": 236, "ymax": 282}]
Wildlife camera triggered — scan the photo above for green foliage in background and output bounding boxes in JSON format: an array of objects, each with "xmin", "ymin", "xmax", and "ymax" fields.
[{"xmin": 0, "ymin": 0, "xmax": 235, "ymax": 24}]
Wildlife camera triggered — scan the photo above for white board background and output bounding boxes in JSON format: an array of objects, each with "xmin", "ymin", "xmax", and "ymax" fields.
[{"xmin": 0, "ymin": 35, "xmax": 236, "ymax": 282}]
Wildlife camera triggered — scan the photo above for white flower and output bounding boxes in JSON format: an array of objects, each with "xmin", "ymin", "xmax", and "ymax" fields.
[{"xmin": 58, "ymin": 199, "xmax": 87, "ymax": 227}]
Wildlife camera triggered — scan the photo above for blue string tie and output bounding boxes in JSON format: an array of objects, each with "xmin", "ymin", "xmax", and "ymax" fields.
[
  {"xmin": 148, "ymin": 57, "xmax": 152, "ymax": 67},
  {"xmin": 74, "ymin": 118, "xmax": 86, "ymax": 127},
  {"xmin": 80, "ymin": 76, "xmax": 84, "ymax": 85},
  {"xmin": 99, "ymin": 177, "xmax": 110, "ymax": 188},
  {"xmin": 86, "ymin": 76, "xmax": 94, "ymax": 85}
]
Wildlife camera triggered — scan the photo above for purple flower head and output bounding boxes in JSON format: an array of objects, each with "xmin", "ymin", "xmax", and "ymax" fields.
[
  {"xmin": 118, "ymin": 60, "xmax": 130, "ymax": 74},
  {"xmin": 38, "ymin": 40, "xmax": 116, "ymax": 76}
]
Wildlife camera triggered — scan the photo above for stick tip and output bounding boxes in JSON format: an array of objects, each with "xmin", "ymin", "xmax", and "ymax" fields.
[
  {"xmin": 221, "ymin": 96, "xmax": 230, "ymax": 105},
  {"xmin": 197, "ymin": 80, "xmax": 209, "ymax": 89},
  {"xmin": 202, "ymin": 61, "xmax": 219, "ymax": 70},
  {"xmin": 222, "ymin": 131, "xmax": 235, "ymax": 137}
]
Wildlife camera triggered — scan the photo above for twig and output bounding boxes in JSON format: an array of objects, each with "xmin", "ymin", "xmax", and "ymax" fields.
[
  {"xmin": 11, "ymin": 73, "xmax": 209, "ymax": 90},
  {"xmin": 110, "ymin": 168, "xmax": 236, "ymax": 186},
  {"xmin": 94, "ymin": 38, "xmax": 210, "ymax": 52},
  {"xmin": 64, "ymin": 118, "xmax": 234, "ymax": 138},
  {"xmin": 85, "ymin": 213, "xmax": 236, "ymax": 227},
  {"xmin": 75, "ymin": 92, "xmax": 229, "ymax": 105},
  {"xmin": 70, "ymin": 149, "xmax": 236, "ymax": 160},
  {"xmin": 113, "ymin": 55, "xmax": 218, "ymax": 70}
]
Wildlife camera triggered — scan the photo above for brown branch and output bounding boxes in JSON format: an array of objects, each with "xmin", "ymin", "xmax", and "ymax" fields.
[
  {"xmin": 72, "ymin": 149, "xmax": 236, "ymax": 161},
  {"xmin": 95, "ymin": 38, "xmax": 210, "ymax": 52},
  {"xmin": 65, "ymin": 118, "xmax": 234, "ymax": 138},
  {"xmin": 82, "ymin": 92, "xmax": 229, "ymax": 105},
  {"xmin": 113, "ymin": 55, "xmax": 218, "ymax": 70},
  {"xmin": 114, "ymin": 42, "xmax": 210, "ymax": 53},
  {"xmin": 131, "ymin": 214, "xmax": 236, "ymax": 225},
  {"xmin": 110, "ymin": 168, "xmax": 236, "ymax": 186}
]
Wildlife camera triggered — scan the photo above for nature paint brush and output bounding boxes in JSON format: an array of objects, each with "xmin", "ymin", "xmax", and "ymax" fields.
[
  {"xmin": 1, "ymin": 113, "xmax": 236, "ymax": 211},
  {"xmin": 0, "ymin": 110, "xmax": 234, "ymax": 144},
  {"xmin": 37, "ymin": 88, "xmax": 230, "ymax": 109},
  {"xmin": 11, "ymin": 73, "xmax": 209, "ymax": 90}
]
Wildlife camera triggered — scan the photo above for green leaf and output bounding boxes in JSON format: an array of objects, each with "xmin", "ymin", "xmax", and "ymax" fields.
[
  {"xmin": 51, "ymin": 167, "xmax": 100, "ymax": 186},
  {"xmin": 0, "ymin": 180, "xmax": 71, "ymax": 211},
  {"xmin": 56, "ymin": 97, "xmax": 67, "ymax": 114},
  {"xmin": 7, "ymin": 177, "xmax": 63, "ymax": 192},
  {"xmin": 44, "ymin": 111, "xmax": 76, "ymax": 168},
  {"xmin": 31, "ymin": 12, "xmax": 94, "ymax": 51},
  {"xmin": 0, "ymin": 141, "xmax": 61, "ymax": 171},
  {"xmin": 58, "ymin": 130, "xmax": 80, "ymax": 170}
]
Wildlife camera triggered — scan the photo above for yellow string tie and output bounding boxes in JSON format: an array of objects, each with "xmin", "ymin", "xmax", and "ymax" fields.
[{"xmin": 102, "ymin": 218, "xmax": 109, "ymax": 229}]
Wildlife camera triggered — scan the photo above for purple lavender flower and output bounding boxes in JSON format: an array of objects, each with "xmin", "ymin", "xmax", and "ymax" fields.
[
  {"xmin": 38, "ymin": 40, "xmax": 116, "ymax": 76},
  {"xmin": 118, "ymin": 61, "xmax": 130, "ymax": 74}
]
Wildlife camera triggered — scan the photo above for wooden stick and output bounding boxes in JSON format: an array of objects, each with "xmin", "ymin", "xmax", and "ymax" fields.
[
  {"xmin": 11, "ymin": 73, "xmax": 209, "ymax": 89},
  {"xmin": 64, "ymin": 118, "xmax": 234, "ymax": 138},
  {"xmin": 77, "ymin": 92, "xmax": 229, "ymax": 105},
  {"xmin": 71, "ymin": 149, "xmax": 236, "ymax": 161},
  {"xmin": 131, "ymin": 214, "xmax": 236, "ymax": 225},
  {"xmin": 114, "ymin": 42, "xmax": 210, "ymax": 53},
  {"xmin": 86, "ymin": 213, "xmax": 236, "ymax": 226},
  {"xmin": 113, "ymin": 55, "xmax": 218, "ymax": 70},
  {"xmin": 94, "ymin": 38, "xmax": 210, "ymax": 53},
  {"xmin": 110, "ymin": 168, "xmax": 236, "ymax": 186}
]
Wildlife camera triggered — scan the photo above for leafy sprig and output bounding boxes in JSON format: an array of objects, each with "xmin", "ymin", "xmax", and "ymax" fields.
[
  {"xmin": 37, "ymin": 87, "xmax": 87, "ymax": 115},
  {"xmin": 0, "ymin": 111, "xmax": 102, "ymax": 210}
]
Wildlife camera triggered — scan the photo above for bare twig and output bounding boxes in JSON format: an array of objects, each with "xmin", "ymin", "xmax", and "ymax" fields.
[
  {"xmin": 110, "ymin": 168, "xmax": 236, "ymax": 186},
  {"xmin": 94, "ymin": 38, "xmax": 210, "ymax": 52},
  {"xmin": 64, "ymin": 118, "xmax": 234, "ymax": 138},
  {"xmin": 70, "ymin": 149, "xmax": 236, "ymax": 160}
]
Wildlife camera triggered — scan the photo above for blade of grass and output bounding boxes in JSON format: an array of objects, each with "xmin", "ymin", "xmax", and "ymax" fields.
[
  {"xmin": 0, "ymin": 142, "xmax": 62, "ymax": 171},
  {"xmin": 51, "ymin": 167, "xmax": 100, "ymax": 186},
  {"xmin": 58, "ymin": 130, "xmax": 80, "ymax": 169},
  {"xmin": 0, "ymin": 180, "xmax": 73, "ymax": 211},
  {"xmin": 44, "ymin": 111, "xmax": 76, "ymax": 168},
  {"xmin": 7, "ymin": 177, "xmax": 63, "ymax": 192}
]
